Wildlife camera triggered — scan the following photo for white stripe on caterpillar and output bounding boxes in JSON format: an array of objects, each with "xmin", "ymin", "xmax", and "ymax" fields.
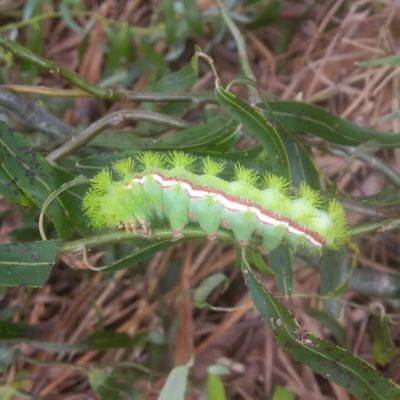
[{"xmin": 131, "ymin": 173, "xmax": 323, "ymax": 247}]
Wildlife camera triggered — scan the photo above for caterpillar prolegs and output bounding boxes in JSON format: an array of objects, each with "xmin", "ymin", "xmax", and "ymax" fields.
[{"xmin": 82, "ymin": 152, "xmax": 348, "ymax": 253}]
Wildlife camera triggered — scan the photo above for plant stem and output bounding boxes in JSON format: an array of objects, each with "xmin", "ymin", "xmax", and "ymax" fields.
[
  {"xmin": 47, "ymin": 109, "xmax": 191, "ymax": 162},
  {"xmin": 59, "ymin": 217, "xmax": 400, "ymax": 255},
  {"xmin": 0, "ymin": 11, "xmax": 162, "ymax": 37},
  {"xmin": 122, "ymin": 90, "xmax": 216, "ymax": 103},
  {"xmin": 217, "ymin": 1, "xmax": 259, "ymax": 103},
  {"xmin": 0, "ymin": 35, "xmax": 216, "ymax": 104},
  {"xmin": 331, "ymin": 144, "xmax": 400, "ymax": 187},
  {"xmin": 0, "ymin": 85, "xmax": 217, "ymax": 103},
  {"xmin": 0, "ymin": 89, "xmax": 77, "ymax": 138},
  {"xmin": 348, "ymin": 218, "xmax": 400, "ymax": 236},
  {"xmin": 0, "ymin": 34, "xmax": 118, "ymax": 100},
  {"xmin": 59, "ymin": 228, "xmax": 242, "ymax": 253}
]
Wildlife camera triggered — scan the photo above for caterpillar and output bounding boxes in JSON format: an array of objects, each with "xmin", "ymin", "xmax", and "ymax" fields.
[{"xmin": 82, "ymin": 151, "xmax": 348, "ymax": 253}]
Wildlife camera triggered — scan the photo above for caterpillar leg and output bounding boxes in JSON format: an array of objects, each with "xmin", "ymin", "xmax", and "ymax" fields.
[
  {"xmin": 120, "ymin": 222, "xmax": 139, "ymax": 233},
  {"xmin": 189, "ymin": 195, "xmax": 222, "ymax": 236},
  {"xmin": 223, "ymin": 209, "xmax": 257, "ymax": 244},
  {"xmin": 258, "ymin": 225, "xmax": 286, "ymax": 252},
  {"xmin": 139, "ymin": 219, "xmax": 152, "ymax": 238},
  {"xmin": 207, "ymin": 232, "xmax": 218, "ymax": 241},
  {"xmin": 221, "ymin": 219, "xmax": 230, "ymax": 230},
  {"xmin": 172, "ymin": 229, "xmax": 184, "ymax": 241},
  {"xmin": 163, "ymin": 185, "xmax": 189, "ymax": 235}
]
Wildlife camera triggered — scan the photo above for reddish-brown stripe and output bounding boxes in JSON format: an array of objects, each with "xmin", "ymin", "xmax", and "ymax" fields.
[{"xmin": 155, "ymin": 173, "xmax": 326, "ymax": 246}]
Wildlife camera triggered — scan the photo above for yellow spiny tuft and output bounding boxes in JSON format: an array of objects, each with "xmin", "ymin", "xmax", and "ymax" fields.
[
  {"xmin": 91, "ymin": 169, "xmax": 112, "ymax": 193},
  {"xmin": 202, "ymin": 157, "xmax": 225, "ymax": 176},
  {"xmin": 328, "ymin": 199, "xmax": 348, "ymax": 245},
  {"xmin": 168, "ymin": 151, "xmax": 196, "ymax": 172},
  {"xmin": 82, "ymin": 189, "xmax": 104, "ymax": 228},
  {"xmin": 234, "ymin": 164, "xmax": 259, "ymax": 187},
  {"xmin": 263, "ymin": 172, "xmax": 290, "ymax": 193},
  {"xmin": 298, "ymin": 182, "xmax": 322, "ymax": 206},
  {"xmin": 113, "ymin": 158, "xmax": 135, "ymax": 178},
  {"xmin": 137, "ymin": 151, "xmax": 165, "ymax": 172}
]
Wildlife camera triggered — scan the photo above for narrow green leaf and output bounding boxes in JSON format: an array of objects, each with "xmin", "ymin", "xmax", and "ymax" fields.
[
  {"xmin": 0, "ymin": 384, "xmax": 16, "ymax": 400},
  {"xmin": 271, "ymin": 386, "xmax": 295, "ymax": 400},
  {"xmin": 370, "ymin": 314, "xmax": 397, "ymax": 367},
  {"xmin": 158, "ymin": 359, "xmax": 192, "ymax": 400},
  {"xmin": 268, "ymin": 245, "xmax": 293, "ymax": 295},
  {"xmin": 39, "ymin": 175, "xmax": 87, "ymax": 240},
  {"xmin": 0, "ymin": 240, "xmax": 58, "ymax": 287},
  {"xmin": 216, "ymin": 86, "xmax": 290, "ymax": 179},
  {"xmin": 0, "ymin": 123, "xmax": 85, "ymax": 238},
  {"xmin": 318, "ymin": 248, "xmax": 351, "ymax": 318},
  {"xmin": 0, "ymin": 320, "xmax": 36, "ymax": 339},
  {"xmin": 306, "ymin": 307, "xmax": 348, "ymax": 348},
  {"xmin": 0, "ymin": 347, "xmax": 15, "ymax": 374},
  {"xmin": 91, "ymin": 114, "xmax": 237, "ymax": 151},
  {"xmin": 356, "ymin": 55, "xmax": 400, "ymax": 67},
  {"xmin": 266, "ymin": 101, "xmax": 400, "ymax": 148},
  {"xmin": 194, "ymin": 273, "xmax": 227, "ymax": 307},
  {"xmin": 182, "ymin": 0, "xmax": 203, "ymax": 35},
  {"xmin": 356, "ymin": 188, "xmax": 400, "ymax": 206},
  {"xmin": 81, "ymin": 330, "xmax": 146, "ymax": 351},
  {"xmin": 59, "ymin": 1, "xmax": 82, "ymax": 32},
  {"xmin": 89, "ymin": 368, "xmax": 140, "ymax": 400},
  {"xmin": 0, "ymin": 165, "xmax": 29, "ymax": 205},
  {"xmin": 153, "ymin": 55, "xmax": 198, "ymax": 92},
  {"xmin": 137, "ymin": 55, "xmax": 199, "ymax": 134},
  {"xmin": 245, "ymin": 248, "xmax": 272, "ymax": 275},
  {"xmin": 149, "ymin": 114, "xmax": 236, "ymax": 150},
  {"xmin": 162, "ymin": 0, "xmax": 177, "ymax": 45},
  {"xmin": 242, "ymin": 256, "xmax": 400, "ymax": 400},
  {"xmin": 206, "ymin": 373, "xmax": 226, "ymax": 400},
  {"xmin": 281, "ymin": 136, "xmax": 320, "ymax": 189},
  {"xmin": 247, "ymin": 1, "xmax": 283, "ymax": 29},
  {"xmin": 104, "ymin": 240, "xmax": 180, "ymax": 272},
  {"xmin": 21, "ymin": 2, "xmax": 43, "ymax": 80},
  {"xmin": 105, "ymin": 22, "xmax": 133, "ymax": 70}
]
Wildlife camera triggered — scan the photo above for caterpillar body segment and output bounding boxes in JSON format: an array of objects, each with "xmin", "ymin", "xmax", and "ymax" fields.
[{"xmin": 83, "ymin": 152, "xmax": 348, "ymax": 253}]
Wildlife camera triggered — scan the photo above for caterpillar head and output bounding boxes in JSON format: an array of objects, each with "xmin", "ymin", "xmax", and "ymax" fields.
[
  {"xmin": 82, "ymin": 189, "xmax": 105, "ymax": 228},
  {"xmin": 311, "ymin": 200, "xmax": 348, "ymax": 248},
  {"xmin": 91, "ymin": 169, "xmax": 113, "ymax": 193}
]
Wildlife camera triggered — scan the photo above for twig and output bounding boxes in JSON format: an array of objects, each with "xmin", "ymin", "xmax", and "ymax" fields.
[
  {"xmin": 217, "ymin": 1, "xmax": 259, "ymax": 103},
  {"xmin": 0, "ymin": 35, "xmax": 216, "ymax": 104},
  {"xmin": 1, "ymin": 85, "xmax": 216, "ymax": 103},
  {"xmin": 0, "ymin": 34, "xmax": 117, "ymax": 100},
  {"xmin": 348, "ymin": 218, "xmax": 400, "ymax": 236},
  {"xmin": 341, "ymin": 199, "xmax": 385, "ymax": 218},
  {"xmin": 0, "ymin": 89, "xmax": 77, "ymax": 138},
  {"xmin": 0, "ymin": 11, "xmax": 162, "ymax": 37},
  {"xmin": 59, "ymin": 216, "xmax": 400, "ymax": 255},
  {"xmin": 47, "ymin": 109, "xmax": 192, "ymax": 162},
  {"xmin": 103, "ymin": 90, "xmax": 215, "ymax": 103},
  {"xmin": 59, "ymin": 227, "xmax": 245, "ymax": 253},
  {"xmin": 331, "ymin": 144, "xmax": 400, "ymax": 187},
  {"xmin": 350, "ymin": 267, "xmax": 400, "ymax": 299}
]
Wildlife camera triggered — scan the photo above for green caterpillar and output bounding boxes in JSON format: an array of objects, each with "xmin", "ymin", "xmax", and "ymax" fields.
[{"xmin": 82, "ymin": 151, "xmax": 348, "ymax": 253}]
